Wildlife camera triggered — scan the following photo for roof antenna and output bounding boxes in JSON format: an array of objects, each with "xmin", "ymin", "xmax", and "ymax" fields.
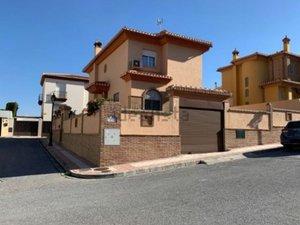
[{"xmin": 157, "ymin": 18, "xmax": 164, "ymax": 31}]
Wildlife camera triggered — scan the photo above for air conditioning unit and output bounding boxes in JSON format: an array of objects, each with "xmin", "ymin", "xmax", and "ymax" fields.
[{"xmin": 129, "ymin": 60, "xmax": 140, "ymax": 69}]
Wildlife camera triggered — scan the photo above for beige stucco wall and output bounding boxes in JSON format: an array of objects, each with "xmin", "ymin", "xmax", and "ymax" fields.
[
  {"xmin": 273, "ymin": 111, "xmax": 287, "ymax": 127},
  {"xmin": 225, "ymin": 111, "xmax": 269, "ymax": 130},
  {"xmin": 82, "ymin": 112, "xmax": 100, "ymax": 134},
  {"xmin": 221, "ymin": 59, "xmax": 269, "ymax": 106},
  {"xmin": 130, "ymin": 80, "xmax": 165, "ymax": 95},
  {"xmin": 121, "ymin": 113, "xmax": 179, "ymax": 135},
  {"xmin": 121, "ymin": 96, "xmax": 179, "ymax": 135},
  {"xmin": 222, "ymin": 68, "xmax": 235, "ymax": 100},
  {"xmin": 0, "ymin": 118, "xmax": 14, "ymax": 137},
  {"xmin": 292, "ymin": 112, "xmax": 300, "ymax": 120},
  {"xmin": 231, "ymin": 99, "xmax": 300, "ymax": 111},
  {"xmin": 128, "ymin": 40, "xmax": 162, "ymax": 73},
  {"xmin": 264, "ymin": 85, "xmax": 279, "ymax": 102},
  {"xmin": 70, "ymin": 116, "xmax": 82, "ymax": 134},
  {"xmin": 88, "ymin": 39, "xmax": 205, "ymax": 109},
  {"xmin": 63, "ymin": 119, "xmax": 71, "ymax": 133},
  {"xmin": 164, "ymin": 43, "xmax": 202, "ymax": 88},
  {"xmin": 90, "ymin": 40, "xmax": 130, "ymax": 106}
]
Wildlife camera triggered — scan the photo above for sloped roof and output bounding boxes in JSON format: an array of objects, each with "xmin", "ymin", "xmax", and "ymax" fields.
[
  {"xmin": 40, "ymin": 73, "xmax": 89, "ymax": 86},
  {"xmin": 83, "ymin": 27, "xmax": 212, "ymax": 72}
]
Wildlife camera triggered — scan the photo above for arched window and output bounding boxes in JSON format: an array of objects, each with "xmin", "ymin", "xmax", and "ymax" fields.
[{"xmin": 144, "ymin": 89, "xmax": 162, "ymax": 111}]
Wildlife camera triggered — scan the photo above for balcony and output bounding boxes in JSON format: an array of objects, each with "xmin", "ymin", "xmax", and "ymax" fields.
[
  {"xmin": 85, "ymin": 81, "xmax": 110, "ymax": 94},
  {"xmin": 51, "ymin": 91, "xmax": 67, "ymax": 102}
]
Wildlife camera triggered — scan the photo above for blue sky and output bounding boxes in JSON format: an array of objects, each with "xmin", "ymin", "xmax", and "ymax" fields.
[{"xmin": 1, "ymin": 0, "xmax": 300, "ymax": 116}]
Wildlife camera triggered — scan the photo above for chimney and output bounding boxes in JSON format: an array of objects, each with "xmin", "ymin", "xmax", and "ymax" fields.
[
  {"xmin": 94, "ymin": 40, "xmax": 102, "ymax": 56},
  {"xmin": 232, "ymin": 48, "xmax": 239, "ymax": 61},
  {"xmin": 282, "ymin": 35, "xmax": 290, "ymax": 53}
]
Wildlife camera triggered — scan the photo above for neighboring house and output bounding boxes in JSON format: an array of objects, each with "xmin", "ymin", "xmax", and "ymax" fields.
[
  {"xmin": 39, "ymin": 73, "xmax": 89, "ymax": 121},
  {"xmin": 0, "ymin": 110, "xmax": 13, "ymax": 137},
  {"xmin": 218, "ymin": 36, "xmax": 300, "ymax": 106}
]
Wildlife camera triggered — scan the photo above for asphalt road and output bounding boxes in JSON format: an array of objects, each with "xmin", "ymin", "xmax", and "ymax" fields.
[{"xmin": 0, "ymin": 138, "xmax": 299, "ymax": 225}]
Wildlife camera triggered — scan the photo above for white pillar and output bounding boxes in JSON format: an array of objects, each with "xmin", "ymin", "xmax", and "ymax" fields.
[{"xmin": 38, "ymin": 118, "xmax": 43, "ymax": 137}]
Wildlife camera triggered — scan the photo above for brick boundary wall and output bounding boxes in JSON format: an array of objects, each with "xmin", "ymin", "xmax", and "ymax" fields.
[
  {"xmin": 225, "ymin": 127, "xmax": 282, "ymax": 149},
  {"xmin": 52, "ymin": 102, "xmax": 181, "ymax": 167},
  {"xmin": 53, "ymin": 131, "xmax": 180, "ymax": 167},
  {"xmin": 100, "ymin": 135, "xmax": 181, "ymax": 166},
  {"xmin": 60, "ymin": 133, "xmax": 101, "ymax": 166}
]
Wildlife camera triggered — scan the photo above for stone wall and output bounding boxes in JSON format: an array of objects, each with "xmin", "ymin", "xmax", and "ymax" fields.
[{"xmin": 225, "ymin": 128, "xmax": 282, "ymax": 149}]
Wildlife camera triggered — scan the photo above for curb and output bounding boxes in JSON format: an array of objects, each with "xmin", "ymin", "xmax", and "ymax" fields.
[
  {"xmin": 39, "ymin": 140, "xmax": 282, "ymax": 179},
  {"xmin": 38, "ymin": 139, "xmax": 67, "ymax": 174},
  {"xmin": 68, "ymin": 160, "xmax": 207, "ymax": 179}
]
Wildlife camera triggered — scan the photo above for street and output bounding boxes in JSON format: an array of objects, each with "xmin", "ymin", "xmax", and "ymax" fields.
[{"xmin": 0, "ymin": 138, "xmax": 299, "ymax": 225}]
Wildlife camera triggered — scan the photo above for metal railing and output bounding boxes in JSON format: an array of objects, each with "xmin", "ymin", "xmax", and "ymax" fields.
[{"xmin": 51, "ymin": 91, "xmax": 67, "ymax": 101}]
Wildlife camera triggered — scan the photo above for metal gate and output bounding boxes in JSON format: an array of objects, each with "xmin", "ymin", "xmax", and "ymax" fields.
[{"xmin": 179, "ymin": 98, "xmax": 224, "ymax": 154}]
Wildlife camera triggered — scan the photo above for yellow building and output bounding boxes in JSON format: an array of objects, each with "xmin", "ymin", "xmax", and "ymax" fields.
[{"xmin": 218, "ymin": 36, "xmax": 300, "ymax": 106}]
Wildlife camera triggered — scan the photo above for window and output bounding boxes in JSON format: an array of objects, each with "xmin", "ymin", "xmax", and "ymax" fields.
[
  {"xmin": 245, "ymin": 77, "xmax": 249, "ymax": 87},
  {"xmin": 142, "ymin": 50, "xmax": 156, "ymax": 68},
  {"xmin": 104, "ymin": 64, "xmax": 107, "ymax": 73},
  {"xmin": 236, "ymin": 129, "xmax": 245, "ymax": 139},
  {"xmin": 74, "ymin": 118, "xmax": 78, "ymax": 128},
  {"xmin": 141, "ymin": 115, "xmax": 154, "ymax": 127},
  {"xmin": 144, "ymin": 89, "xmax": 161, "ymax": 111},
  {"xmin": 113, "ymin": 93, "xmax": 119, "ymax": 102},
  {"xmin": 129, "ymin": 96, "xmax": 143, "ymax": 109},
  {"xmin": 245, "ymin": 89, "xmax": 249, "ymax": 97}
]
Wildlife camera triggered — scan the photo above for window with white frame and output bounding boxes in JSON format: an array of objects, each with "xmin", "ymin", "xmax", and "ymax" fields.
[{"xmin": 142, "ymin": 50, "xmax": 156, "ymax": 68}]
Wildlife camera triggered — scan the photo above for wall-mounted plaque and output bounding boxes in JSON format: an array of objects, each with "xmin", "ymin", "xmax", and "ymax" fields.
[{"xmin": 106, "ymin": 115, "xmax": 117, "ymax": 123}]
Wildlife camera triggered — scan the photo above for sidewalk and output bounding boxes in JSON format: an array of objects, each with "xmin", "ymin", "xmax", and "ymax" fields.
[{"xmin": 40, "ymin": 140, "xmax": 282, "ymax": 179}]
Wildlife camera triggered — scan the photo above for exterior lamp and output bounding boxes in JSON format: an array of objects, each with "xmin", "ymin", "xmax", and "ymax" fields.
[{"xmin": 49, "ymin": 93, "xmax": 57, "ymax": 146}]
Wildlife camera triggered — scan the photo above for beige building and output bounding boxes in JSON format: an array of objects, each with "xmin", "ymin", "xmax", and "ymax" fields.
[
  {"xmin": 51, "ymin": 28, "xmax": 300, "ymax": 167},
  {"xmin": 83, "ymin": 27, "xmax": 213, "ymax": 109},
  {"xmin": 218, "ymin": 36, "xmax": 300, "ymax": 106},
  {"xmin": 0, "ymin": 110, "xmax": 14, "ymax": 137},
  {"xmin": 52, "ymin": 27, "xmax": 233, "ymax": 166}
]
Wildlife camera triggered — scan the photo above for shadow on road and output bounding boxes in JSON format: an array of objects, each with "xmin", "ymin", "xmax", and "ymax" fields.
[
  {"xmin": 243, "ymin": 147, "xmax": 300, "ymax": 158},
  {"xmin": 0, "ymin": 138, "xmax": 63, "ymax": 178}
]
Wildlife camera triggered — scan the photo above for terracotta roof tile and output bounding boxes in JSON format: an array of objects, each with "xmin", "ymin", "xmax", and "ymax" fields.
[
  {"xmin": 121, "ymin": 70, "xmax": 172, "ymax": 83},
  {"xmin": 83, "ymin": 27, "xmax": 212, "ymax": 72},
  {"xmin": 166, "ymin": 85, "xmax": 232, "ymax": 96}
]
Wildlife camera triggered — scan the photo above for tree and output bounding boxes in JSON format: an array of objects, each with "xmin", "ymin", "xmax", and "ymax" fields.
[{"xmin": 5, "ymin": 102, "xmax": 19, "ymax": 117}]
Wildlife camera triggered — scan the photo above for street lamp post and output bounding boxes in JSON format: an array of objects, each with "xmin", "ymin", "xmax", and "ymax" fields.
[{"xmin": 49, "ymin": 93, "xmax": 57, "ymax": 146}]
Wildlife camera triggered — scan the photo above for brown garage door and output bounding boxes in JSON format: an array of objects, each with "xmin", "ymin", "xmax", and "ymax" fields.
[
  {"xmin": 14, "ymin": 120, "xmax": 38, "ymax": 136},
  {"xmin": 180, "ymin": 108, "xmax": 223, "ymax": 153}
]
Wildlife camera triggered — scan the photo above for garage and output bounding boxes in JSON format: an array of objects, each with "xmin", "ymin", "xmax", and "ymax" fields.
[
  {"xmin": 13, "ymin": 117, "xmax": 45, "ymax": 137},
  {"xmin": 167, "ymin": 85, "xmax": 231, "ymax": 154},
  {"xmin": 180, "ymin": 107, "xmax": 223, "ymax": 153}
]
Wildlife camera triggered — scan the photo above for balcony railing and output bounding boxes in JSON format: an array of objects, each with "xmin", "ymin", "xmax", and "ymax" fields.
[{"xmin": 52, "ymin": 91, "xmax": 67, "ymax": 102}]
